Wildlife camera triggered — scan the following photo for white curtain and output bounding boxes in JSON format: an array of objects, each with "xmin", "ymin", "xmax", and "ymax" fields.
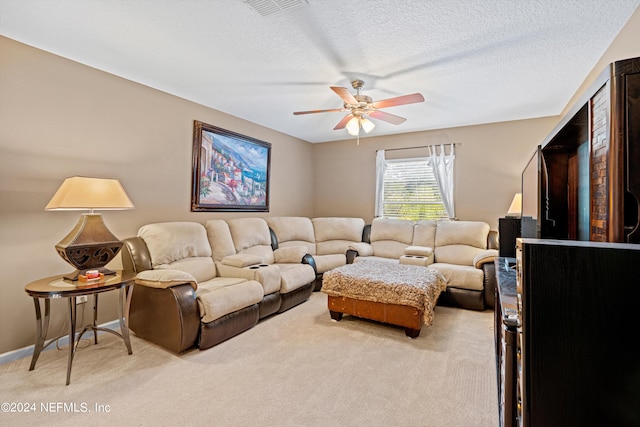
[
  {"xmin": 374, "ymin": 150, "xmax": 387, "ymax": 217},
  {"xmin": 427, "ymin": 144, "xmax": 455, "ymax": 219}
]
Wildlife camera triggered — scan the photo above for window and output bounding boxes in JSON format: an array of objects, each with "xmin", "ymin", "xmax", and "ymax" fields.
[{"xmin": 379, "ymin": 157, "xmax": 449, "ymax": 221}]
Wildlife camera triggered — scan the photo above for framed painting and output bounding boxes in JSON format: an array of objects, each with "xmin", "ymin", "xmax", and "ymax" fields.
[{"xmin": 191, "ymin": 120, "xmax": 271, "ymax": 212}]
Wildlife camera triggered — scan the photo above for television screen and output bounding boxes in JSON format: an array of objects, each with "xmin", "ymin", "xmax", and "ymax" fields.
[
  {"xmin": 521, "ymin": 147, "xmax": 541, "ymax": 238},
  {"xmin": 522, "ymin": 147, "xmax": 540, "ymax": 219}
]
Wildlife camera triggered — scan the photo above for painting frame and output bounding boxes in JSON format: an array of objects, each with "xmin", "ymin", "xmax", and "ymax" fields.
[{"xmin": 191, "ymin": 120, "xmax": 271, "ymax": 212}]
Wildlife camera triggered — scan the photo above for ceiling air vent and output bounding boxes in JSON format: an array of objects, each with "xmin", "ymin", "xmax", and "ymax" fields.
[{"xmin": 244, "ymin": 0, "xmax": 308, "ymax": 17}]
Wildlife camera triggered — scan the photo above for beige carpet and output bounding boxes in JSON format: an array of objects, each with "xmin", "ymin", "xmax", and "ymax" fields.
[{"xmin": 0, "ymin": 292, "xmax": 498, "ymax": 427}]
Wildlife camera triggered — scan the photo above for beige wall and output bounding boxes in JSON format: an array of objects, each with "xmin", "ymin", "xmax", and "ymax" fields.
[
  {"xmin": 1, "ymin": 6, "xmax": 639, "ymax": 355},
  {"xmin": 0, "ymin": 37, "xmax": 314, "ymax": 354},
  {"xmin": 312, "ymin": 118, "xmax": 558, "ymax": 226}
]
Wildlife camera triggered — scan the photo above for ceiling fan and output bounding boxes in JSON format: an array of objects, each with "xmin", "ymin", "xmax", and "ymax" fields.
[{"xmin": 293, "ymin": 80, "xmax": 425, "ymax": 136}]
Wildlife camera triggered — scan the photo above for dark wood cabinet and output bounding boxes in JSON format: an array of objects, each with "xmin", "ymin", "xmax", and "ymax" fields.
[
  {"xmin": 514, "ymin": 238, "xmax": 640, "ymax": 426},
  {"xmin": 533, "ymin": 57, "xmax": 640, "ymax": 243},
  {"xmin": 499, "ymin": 218, "xmax": 521, "ymax": 258}
]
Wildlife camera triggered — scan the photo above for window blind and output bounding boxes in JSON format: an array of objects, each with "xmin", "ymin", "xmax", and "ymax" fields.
[{"xmin": 382, "ymin": 158, "xmax": 448, "ymax": 220}]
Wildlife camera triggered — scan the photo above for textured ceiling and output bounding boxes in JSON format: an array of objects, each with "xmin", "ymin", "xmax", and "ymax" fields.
[{"xmin": 1, "ymin": 0, "xmax": 639, "ymax": 143}]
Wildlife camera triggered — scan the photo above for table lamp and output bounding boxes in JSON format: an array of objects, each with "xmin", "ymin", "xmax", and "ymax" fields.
[
  {"xmin": 506, "ymin": 193, "xmax": 522, "ymax": 217},
  {"xmin": 45, "ymin": 176, "xmax": 134, "ymax": 281}
]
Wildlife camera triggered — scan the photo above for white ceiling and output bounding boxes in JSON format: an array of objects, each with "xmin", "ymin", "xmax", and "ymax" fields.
[{"xmin": 1, "ymin": 0, "xmax": 639, "ymax": 143}]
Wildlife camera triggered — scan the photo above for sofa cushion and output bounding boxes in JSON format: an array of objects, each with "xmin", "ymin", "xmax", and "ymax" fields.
[
  {"xmin": 277, "ymin": 263, "xmax": 316, "ymax": 293},
  {"xmin": 435, "ymin": 221, "xmax": 489, "ymax": 248},
  {"xmin": 266, "ymin": 217, "xmax": 316, "ymax": 254},
  {"xmin": 196, "ymin": 279, "xmax": 264, "ymax": 323},
  {"xmin": 226, "ymin": 218, "xmax": 275, "ymax": 263},
  {"xmin": 434, "ymin": 221, "xmax": 490, "ymax": 266},
  {"xmin": 312, "ymin": 217, "xmax": 365, "ymax": 256},
  {"xmin": 155, "ymin": 257, "xmax": 217, "ymax": 283},
  {"xmin": 413, "ymin": 220, "xmax": 437, "ymax": 248},
  {"xmin": 369, "ymin": 218, "xmax": 415, "ymax": 259},
  {"xmin": 139, "ymin": 222, "xmax": 212, "ymax": 266},
  {"xmin": 204, "ymin": 219, "xmax": 237, "ymax": 261},
  {"xmin": 370, "ymin": 218, "xmax": 414, "ymax": 244}
]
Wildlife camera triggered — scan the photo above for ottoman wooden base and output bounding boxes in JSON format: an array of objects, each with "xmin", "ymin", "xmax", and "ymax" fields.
[{"xmin": 327, "ymin": 295, "xmax": 423, "ymax": 338}]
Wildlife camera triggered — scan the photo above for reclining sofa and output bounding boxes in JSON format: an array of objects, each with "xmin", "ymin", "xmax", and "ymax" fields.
[
  {"xmin": 121, "ymin": 215, "xmax": 498, "ymax": 353},
  {"xmin": 265, "ymin": 217, "xmax": 366, "ymax": 291},
  {"xmin": 121, "ymin": 219, "xmax": 315, "ymax": 353},
  {"xmin": 347, "ymin": 218, "xmax": 499, "ymax": 310}
]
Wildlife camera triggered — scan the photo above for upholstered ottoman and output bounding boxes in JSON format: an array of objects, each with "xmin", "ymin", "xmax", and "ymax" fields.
[{"xmin": 321, "ymin": 261, "xmax": 446, "ymax": 337}]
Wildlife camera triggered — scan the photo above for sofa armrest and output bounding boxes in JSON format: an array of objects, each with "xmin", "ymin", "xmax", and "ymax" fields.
[
  {"xmin": 473, "ymin": 249, "xmax": 499, "ymax": 268},
  {"xmin": 274, "ymin": 246, "xmax": 308, "ymax": 263},
  {"xmin": 404, "ymin": 245, "xmax": 434, "ymax": 257},
  {"xmin": 348, "ymin": 242, "xmax": 374, "ymax": 257},
  {"xmin": 221, "ymin": 253, "xmax": 263, "ymax": 268},
  {"xmin": 487, "ymin": 229, "xmax": 499, "ymax": 250},
  {"xmin": 482, "ymin": 262, "xmax": 496, "ymax": 309},
  {"xmin": 135, "ymin": 269, "xmax": 197, "ymax": 290},
  {"xmin": 121, "ymin": 236, "xmax": 152, "ymax": 273},
  {"xmin": 216, "ymin": 263, "xmax": 281, "ymax": 296},
  {"xmin": 302, "ymin": 254, "xmax": 317, "ymax": 274},
  {"xmin": 129, "ymin": 282, "xmax": 200, "ymax": 353}
]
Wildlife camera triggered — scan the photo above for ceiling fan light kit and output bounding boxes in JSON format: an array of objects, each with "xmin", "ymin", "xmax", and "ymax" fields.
[{"xmin": 293, "ymin": 79, "xmax": 424, "ymax": 142}]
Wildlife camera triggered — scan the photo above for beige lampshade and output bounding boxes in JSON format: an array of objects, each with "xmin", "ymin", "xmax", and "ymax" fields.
[
  {"xmin": 45, "ymin": 177, "xmax": 134, "ymax": 211},
  {"xmin": 507, "ymin": 193, "xmax": 522, "ymax": 216},
  {"xmin": 46, "ymin": 177, "xmax": 134, "ymax": 280}
]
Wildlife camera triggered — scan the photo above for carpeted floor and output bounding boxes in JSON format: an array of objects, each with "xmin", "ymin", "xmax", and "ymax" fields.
[{"xmin": 0, "ymin": 292, "xmax": 498, "ymax": 427}]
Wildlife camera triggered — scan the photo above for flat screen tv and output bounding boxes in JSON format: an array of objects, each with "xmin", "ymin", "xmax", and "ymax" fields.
[{"xmin": 521, "ymin": 146, "xmax": 541, "ymax": 238}]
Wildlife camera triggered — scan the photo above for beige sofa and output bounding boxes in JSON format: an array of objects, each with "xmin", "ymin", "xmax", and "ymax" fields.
[
  {"xmin": 121, "ymin": 216, "xmax": 498, "ymax": 353},
  {"xmin": 121, "ymin": 219, "xmax": 315, "ymax": 353},
  {"xmin": 347, "ymin": 218, "xmax": 499, "ymax": 310},
  {"xmin": 266, "ymin": 216, "xmax": 366, "ymax": 290}
]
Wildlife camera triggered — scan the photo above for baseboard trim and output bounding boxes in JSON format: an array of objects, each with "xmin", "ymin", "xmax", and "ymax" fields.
[{"xmin": 0, "ymin": 320, "xmax": 120, "ymax": 365}]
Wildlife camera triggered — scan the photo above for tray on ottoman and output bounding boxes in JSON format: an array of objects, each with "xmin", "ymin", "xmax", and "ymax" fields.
[{"xmin": 321, "ymin": 261, "xmax": 446, "ymax": 337}]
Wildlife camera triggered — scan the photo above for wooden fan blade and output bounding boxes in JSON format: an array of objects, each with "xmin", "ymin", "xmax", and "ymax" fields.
[
  {"xmin": 333, "ymin": 114, "xmax": 354, "ymax": 130},
  {"xmin": 368, "ymin": 110, "xmax": 407, "ymax": 125},
  {"xmin": 293, "ymin": 108, "xmax": 343, "ymax": 115},
  {"xmin": 370, "ymin": 93, "xmax": 424, "ymax": 109},
  {"xmin": 330, "ymin": 86, "xmax": 358, "ymax": 105}
]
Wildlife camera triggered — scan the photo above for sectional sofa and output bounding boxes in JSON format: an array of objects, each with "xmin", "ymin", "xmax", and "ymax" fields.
[
  {"xmin": 347, "ymin": 217, "xmax": 499, "ymax": 310},
  {"xmin": 121, "ymin": 216, "xmax": 498, "ymax": 353}
]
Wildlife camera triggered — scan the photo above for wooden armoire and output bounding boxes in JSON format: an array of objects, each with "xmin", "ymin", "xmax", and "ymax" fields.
[{"xmin": 537, "ymin": 56, "xmax": 639, "ymax": 243}]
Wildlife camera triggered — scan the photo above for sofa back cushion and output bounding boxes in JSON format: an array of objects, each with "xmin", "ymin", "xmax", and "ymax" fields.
[
  {"xmin": 312, "ymin": 217, "xmax": 365, "ymax": 255},
  {"xmin": 204, "ymin": 219, "xmax": 237, "ymax": 261},
  {"xmin": 226, "ymin": 218, "xmax": 275, "ymax": 264},
  {"xmin": 266, "ymin": 216, "xmax": 316, "ymax": 254},
  {"xmin": 138, "ymin": 222, "xmax": 217, "ymax": 282},
  {"xmin": 412, "ymin": 220, "xmax": 437, "ymax": 248},
  {"xmin": 369, "ymin": 218, "xmax": 415, "ymax": 259},
  {"xmin": 434, "ymin": 221, "xmax": 490, "ymax": 266}
]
